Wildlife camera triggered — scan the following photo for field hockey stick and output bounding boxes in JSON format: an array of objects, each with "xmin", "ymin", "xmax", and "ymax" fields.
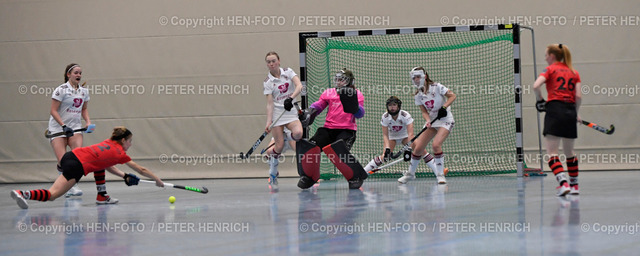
[
  {"xmin": 240, "ymin": 102, "xmax": 298, "ymax": 159},
  {"xmin": 579, "ymin": 119, "xmax": 614, "ymax": 135},
  {"xmin": 388, "ymin": 117, "xmax": 440, "ymax": 159},
  {"xmin": 259, "ymin": 102, "xmax": 303, "ymax": 154},
  {"xmin": 139, "ymin": 180, "xmax": 209, "ymax": 194},
  {"xmin": 44, "ymin": 124, "xmax": 96, "ymax": 138},
  {"xmin": 368, "ymin": 158, "xmax": 404, "ymax": 174}
]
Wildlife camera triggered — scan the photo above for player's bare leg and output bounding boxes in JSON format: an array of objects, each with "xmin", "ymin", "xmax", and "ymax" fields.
[
  {"xmin": 266, "ymin": 126, "xmax": 286, "ymax": 190},
  {"xmin": 400, "ymin": 128, "xmax": 435, "ymax": 184},
  {"xmin": 284, "ymin": 120, "xmax": 303, "ymax": 142},
  {"xmin": 432, "ymin": 127, "xmax": 450, "ymax": 184},
  {"xmin": 51, "ymin": 137, "xmax": 83, "ymax": 197}
]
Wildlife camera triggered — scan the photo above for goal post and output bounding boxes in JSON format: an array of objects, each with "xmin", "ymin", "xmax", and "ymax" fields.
[{"xmin": 299, "ymin": 24, "xmax": 524, "ymax": 180}]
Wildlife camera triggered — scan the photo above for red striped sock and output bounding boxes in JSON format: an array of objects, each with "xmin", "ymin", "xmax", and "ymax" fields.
[
  {"xmin": 548, "ymin": 156, "xmax": 565, "ymax": 176},
  {"xmin": 28, "ymin": 189, "xmax": 51, "ymax": 201},
  {"xmin": 566, "ymin": 156, "xmax": 579, "ymax": 185},
  {"xmin": 94, "ymin": 170, "xmax": 107, "ymax": 196}
]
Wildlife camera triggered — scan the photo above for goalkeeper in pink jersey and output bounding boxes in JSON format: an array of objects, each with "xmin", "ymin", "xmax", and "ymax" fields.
[{"xmin": 297, "ymin": 68, "xmax": 368, "ymax": 189}]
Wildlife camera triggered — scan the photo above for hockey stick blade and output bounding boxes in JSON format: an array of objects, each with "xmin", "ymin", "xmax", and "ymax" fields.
[
  {"xmin": 580, "ymin": 120, "xmax": 615, "ymax": 135},
  {"xmin": 173, "ymin": 184, "xmax": 209, "ymax": 194},
  {"xmin": 140, "ymin": 180, "xmax": 209, "ymax": 194},
  {"xmin": 368, "ymin": 158, "xmax": 404, "ymax": 174}
]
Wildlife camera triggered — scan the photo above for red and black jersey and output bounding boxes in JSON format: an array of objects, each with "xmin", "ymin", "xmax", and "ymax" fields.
[
  {"xmin": 541, "ymin": 62, "xmax": 581, "ymax": 103},
  {"xmin": 72, "ymin": 139, "xmax": 131, "ymax": 175}
]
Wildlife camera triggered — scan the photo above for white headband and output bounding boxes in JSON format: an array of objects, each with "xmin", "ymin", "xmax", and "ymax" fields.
[{"xmin": 67, "ymin": 65, "xmax": 80, "ymax": 74}]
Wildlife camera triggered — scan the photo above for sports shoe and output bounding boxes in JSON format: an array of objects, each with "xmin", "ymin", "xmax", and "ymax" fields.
[
  {"xmin": 436, "ymin": 174, "xmax": 447, "ymax": 184},
  {"xmin": 268, "ymin": 173, "xmax": 279, "ymax": 190},
  {"xmin": 348, "ymin": 177, "xmax": 364, "ymax": 189},
  {"xmin": 65, "ymin": 185, "xmax": 83, "ymax": 198},
  {"xmin": 398, "ymin": 172, "xmax": 415, "ymax": 184},
  {"xmin": 11, "ymin": 190, "xmax": 29, "ymax": 209},
  {"xmin": 96, "ymin": 194, "xmax": 119, "ymax": 204},
  {"xmin": 570, "ymin": 184, "xmax": 579, "ymax": 195},
  {"xmin": 297, "ymin": 176, "xmax": 316, "ymax": 189},
  {"xmin": 556, "ymin": 183, "xmax": 570, "ymax": 197}
]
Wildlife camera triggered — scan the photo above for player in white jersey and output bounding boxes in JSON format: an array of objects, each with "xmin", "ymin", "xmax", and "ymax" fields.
[
  {"xmin": 262, "ymin": 52, "xmax": 303, "ymax": 190},
  {"xmin": 47, "ymin": 63, "xmax": 117, "ymax": 204},
  {"xmin": 364, "ymin": 96, "xmax": 418, "ymax": 173},
  {"xmin": 399, "ymin": 67, "xmax": 456, "ymax": 184}
]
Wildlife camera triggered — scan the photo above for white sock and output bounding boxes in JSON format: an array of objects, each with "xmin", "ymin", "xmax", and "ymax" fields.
[
  {"xmin": 434, "ymin": 153, "xmax": 445, "ymax": 176},
  {"xmin": 422, "ymin": 153, "xmax": 437, "ymax": 173},
  {"xmin": 269, "ymin": 156, "xmax": 279, "ymax": 176},
  {"xmin": 408, "ymin": 154, "xmax": 421, "ymax": 175},
  {"xmin": 569, "ymin": 177, "xmax": 578, "ymax": 185},
  {"xmin": 556, "ymin": 172, "xmax": 568, "ymax": 185}
]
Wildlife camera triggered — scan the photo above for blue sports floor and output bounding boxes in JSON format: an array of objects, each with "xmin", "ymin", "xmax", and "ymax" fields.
[{"xmin": 2, "ymin": 171, "xmax": 639, "ymax": 255}]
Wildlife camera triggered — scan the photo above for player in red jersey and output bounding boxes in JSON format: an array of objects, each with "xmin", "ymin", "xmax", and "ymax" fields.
[
  {"xmin": 10, "ymin": 127, "xmax": 164, "ymax": 209},
  {"xmin": 533, "ymin": 44, "xmax": 582, "ymax": 196}
]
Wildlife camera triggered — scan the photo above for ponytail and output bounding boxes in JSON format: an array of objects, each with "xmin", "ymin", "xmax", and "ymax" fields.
[{"xmin": 548, "ymin": 44, "xmax": 575, "ymax": 74}]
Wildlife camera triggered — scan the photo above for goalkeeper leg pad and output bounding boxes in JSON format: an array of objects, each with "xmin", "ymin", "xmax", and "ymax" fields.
[
  {"xmin": 322, "ymin": 140, "xmax": 367, "ymax": 189},
  {"xmin": 296, "ymin": 139, "xmax": 321, "ymax": 189}
]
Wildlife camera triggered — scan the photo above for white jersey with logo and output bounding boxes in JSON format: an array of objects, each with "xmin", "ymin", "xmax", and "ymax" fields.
[
  {"xmin": 47, "ymin": 82, "xmax": 90, "ymax": 133},
  {"xmin": 414, "ymin": 82, "xmax": 455, "ymax": 129},
  {"xmin": 263, "ymin": 67, "xmax": 299, "ymax": 126},
  {"xmin": 380, "ymin": 110, "xmax": 414, "ymax": 140}
]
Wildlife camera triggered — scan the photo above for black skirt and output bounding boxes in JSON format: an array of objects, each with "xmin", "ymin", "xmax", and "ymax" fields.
[{"xmin": 543, "ymin": 100, "xmax": 578, "ymax": 139}]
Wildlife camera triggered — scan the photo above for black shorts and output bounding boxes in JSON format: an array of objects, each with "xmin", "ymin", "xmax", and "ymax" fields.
[
  {"xmin": 60, "ymin": 151, "xmax": 85, "ymax": 182},
  {"xmin": 310, "ymin": 127, "xmax": 357, "ymax": 150},
  {"xmin": 543, "ymin": 100, "xmax": 578, "ymax": 139}
]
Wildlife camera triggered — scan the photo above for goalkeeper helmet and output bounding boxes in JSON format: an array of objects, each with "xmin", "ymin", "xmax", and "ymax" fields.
[
  {"xmin": 410, "ymin": 67, "xmax": 426, "ymax": 90},
  {"xmin": 386, "ymin": 96, "xmax": 402, "ymax": 116},
  {"xmin": 334, "ymin": 68, "xmax": 354, "ymax": 88}
]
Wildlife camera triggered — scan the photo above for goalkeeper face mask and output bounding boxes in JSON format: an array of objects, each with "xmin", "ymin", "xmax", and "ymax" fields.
[
  {"xmin": 334, "ymin": 69, "xmax": 354, "ymax": 88},
  {"xmin": 410, "ymin": 68, "xmax": 426, "ymax": 90}
]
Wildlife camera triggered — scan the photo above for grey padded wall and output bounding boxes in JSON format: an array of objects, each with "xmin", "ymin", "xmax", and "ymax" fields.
[{"xmin": 1, "ymin": 0, "xmax": 638, "ymax": 182}]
